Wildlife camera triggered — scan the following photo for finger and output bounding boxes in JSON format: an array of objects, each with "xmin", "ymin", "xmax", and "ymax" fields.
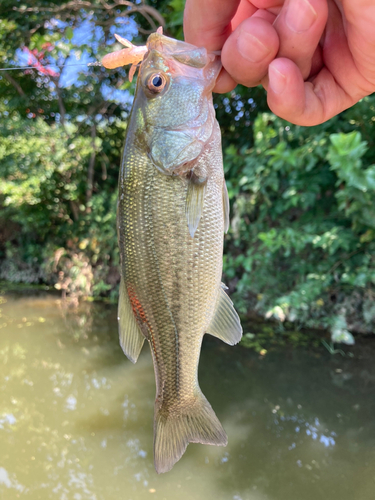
[
  {"xmin": 251, "ymin": 0, "xmax": 284, "ymax": 6},
  {"xmin": 266, "ymin": 57, "xmax": 354, "ymax": 125},
  {"xmin": 213, "ymin": 10, "xmax": 278, "ymax": 93},
  {"xmin": 324, "ymin": 0, "xmax": 375, "ymax": 95},
  {"xmin": 184, "ymin": 0, "xmax": 283, "ymax": 50},
  {"xmin": 343, "ymin": 0, "xmax": 375, "ymax": 86},
  {"xmin": 232, "ymin": 0, "xmax": 276, "ymax": 31},
  {"xmin": 232, "ymin": 0, "xmax": 283, "ymax": 29},
  {"xmin": 221, "ymin": 16, "xmax": 279, "ymax": 87},
  {"xmin": 310, "ymin": 45, "xmax": 323, "ymax": 78},
  {"xmin": 274, "ymin": 0, "xmax": 328, "ymax": 79},
  {"xmin": 184, "ymin": 0, "xmax": 242, "ymax": 50},
  {"xmin": 213, "ymin": 69, "xmax": 238, "ymax": 93},
  {"xmin": 251, "ymin": 8, "xmax": 278, "ymax": 23}
]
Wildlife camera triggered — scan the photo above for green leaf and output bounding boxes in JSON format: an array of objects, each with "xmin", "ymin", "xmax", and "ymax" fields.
[{"xmin": 66, "ymin": 27, "xmax": 73, "ymax": 41}]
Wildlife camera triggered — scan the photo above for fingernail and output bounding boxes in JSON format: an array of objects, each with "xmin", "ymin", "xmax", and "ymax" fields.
[
  {"xmin": 269, "ymin": 65, "xmax": 286, "ymax": 94},
  {"xmin": 237, "ymin": 31, "xmax": 270, "ymax": 63},
  {"xmin": 286, "ymin": 0, "xmax": 317, "ymax": 33}
]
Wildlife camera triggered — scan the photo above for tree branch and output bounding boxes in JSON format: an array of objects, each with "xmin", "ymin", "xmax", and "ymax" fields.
[
  {"xmin": 13, "ymin": 1, "xmax": 165, "ymax": 29},
  {"xmin": 69, "ymin": 200, "xmax": 80, "ymax": 221},
  {"xmin": 3, "ymin": 71, "xmax": 26, "ymax": 97},
  {"xmin": 86, "ymin": 125, "xmax": 97, "ymax": 205},
  {"xmin": 55, "ymin": 85, "xmax": 66, "ymax": 127}
]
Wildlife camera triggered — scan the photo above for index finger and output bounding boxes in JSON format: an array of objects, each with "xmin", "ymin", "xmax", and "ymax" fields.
[
  {"xmin": 184, "ymin": 0, "xmax": 242, "ymax": 50},
  {"xmin": 183, "ymin": 0, "xmax": 285, "ymax": 50}
]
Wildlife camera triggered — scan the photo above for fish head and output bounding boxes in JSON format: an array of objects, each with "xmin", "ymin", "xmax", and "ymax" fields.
[{"xmin": 132, "ymin": 33, "xmax": 221, "ymax": 175}]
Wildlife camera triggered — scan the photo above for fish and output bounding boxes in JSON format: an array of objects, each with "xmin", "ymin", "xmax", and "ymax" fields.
[{"xmin": 102, "ymin": 28, "xmax": 242, "ymax": 474}]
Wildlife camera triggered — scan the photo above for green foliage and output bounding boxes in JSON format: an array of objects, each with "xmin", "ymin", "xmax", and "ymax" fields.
[
  {"xmin": 0, "ymin": 112, "xmax": 119, "ymax": 297},
  {"xmin": 0, "ymin": 0, "xmax": 165, "ymax": 301},
  {"xmin": 329, "ymin": 132, "xmax": 375, "ymax": 229},
  {"xmin": 1, "ymin": 115, "xmax": 91, "ymax": 230},
  {"xmin": 1, "ymin": 0, "xmax": 375, "ymax": 340},
  {"xmin": 150, "ymin": 0, "xmax": 184, "ymax": 38},
  {"xmin": 223, "ymin": 99, "xmax": 375, "ymax": 337}
]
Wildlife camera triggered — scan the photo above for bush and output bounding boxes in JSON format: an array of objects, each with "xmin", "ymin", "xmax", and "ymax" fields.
[{"xmin": 223, "ymin": 98, "xmax": 375, "ymax": 338}]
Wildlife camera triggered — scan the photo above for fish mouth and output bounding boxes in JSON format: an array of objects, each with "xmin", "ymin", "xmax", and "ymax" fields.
[{"xmin": 147, "ymin": 33, "xmax": 211, "ymax": 69}]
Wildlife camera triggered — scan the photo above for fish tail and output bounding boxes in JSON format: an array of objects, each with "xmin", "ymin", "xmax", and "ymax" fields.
[{"xmin": 153, "ymin": 392, "xmax": 227, "ymax": 474}]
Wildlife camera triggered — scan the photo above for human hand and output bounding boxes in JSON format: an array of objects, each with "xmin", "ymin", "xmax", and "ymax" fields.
[{"xmin": 184, "ymin": 0, "xmax": 375, "ymax": 126}]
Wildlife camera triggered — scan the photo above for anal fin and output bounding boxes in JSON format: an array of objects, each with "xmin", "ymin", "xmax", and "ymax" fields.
[
  {"xmin": 118, "ymin": 279, "xmax": 145, "ymax": 363},
  {"xmin": 206, "ymin": 284, "xmax": 242, "ymax": 345}
]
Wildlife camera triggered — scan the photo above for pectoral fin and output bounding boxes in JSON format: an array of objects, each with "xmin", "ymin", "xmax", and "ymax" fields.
[
  {"xmin": 222, "ymin": 180, "xmax": 230, "ymax": 234},
  {"xmin": 206, "ymin": 284, "xmax": 242, "ymax": 345},
  {"xmin": 185, "ymin": 175, "xmax": 207, "ymax": 238},
  {"xmin": 118, "ymin": 279, "xmax": 145, "ymax": 363}
]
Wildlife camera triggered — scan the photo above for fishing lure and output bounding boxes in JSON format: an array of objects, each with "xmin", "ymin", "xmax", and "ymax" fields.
[{"xmin": 102, "ymin": 27, "xmax": 163, "ymax": 81}]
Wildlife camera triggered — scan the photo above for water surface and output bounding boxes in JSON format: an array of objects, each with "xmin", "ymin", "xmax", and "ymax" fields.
[{"xmin": 1, "ymin": 292, "xmax": 375, "ymax": 500}]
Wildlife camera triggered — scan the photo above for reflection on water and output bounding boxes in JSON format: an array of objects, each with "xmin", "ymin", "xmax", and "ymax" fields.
[{"xmin": 1, "ymin": 291, "xmax": 375, "ymax": 500}]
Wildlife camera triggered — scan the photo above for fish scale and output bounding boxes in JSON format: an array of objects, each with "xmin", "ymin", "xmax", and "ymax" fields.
[{"xmin": 112, "ymin": 30, "xmax": 242, "ymax": 473}]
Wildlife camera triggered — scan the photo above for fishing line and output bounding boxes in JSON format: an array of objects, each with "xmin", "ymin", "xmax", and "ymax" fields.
[{"xmin": 0, "ymin": 62, "xmax": 103, "ymax": 71}]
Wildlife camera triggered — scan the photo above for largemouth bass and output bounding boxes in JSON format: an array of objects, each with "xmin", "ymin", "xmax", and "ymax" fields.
[{"xmin": 103, "ymin": 29, "xmax": 242, "ymax": 474}]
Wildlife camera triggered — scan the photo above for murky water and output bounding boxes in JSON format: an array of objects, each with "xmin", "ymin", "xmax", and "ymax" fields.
[{"xmin": 1, "ymin": 292, "xmax": 375, "ymax": 500}]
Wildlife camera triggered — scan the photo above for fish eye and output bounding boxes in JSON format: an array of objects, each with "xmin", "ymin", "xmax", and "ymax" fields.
[{"xmin": 147, "ymin": 73, "xmax": 167, "ymax": 93}]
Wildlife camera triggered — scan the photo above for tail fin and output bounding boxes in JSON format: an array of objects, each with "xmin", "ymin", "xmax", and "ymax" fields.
[{"xmin": 154, "ymin": 392, "xmax": 227, "ymax": 474}]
